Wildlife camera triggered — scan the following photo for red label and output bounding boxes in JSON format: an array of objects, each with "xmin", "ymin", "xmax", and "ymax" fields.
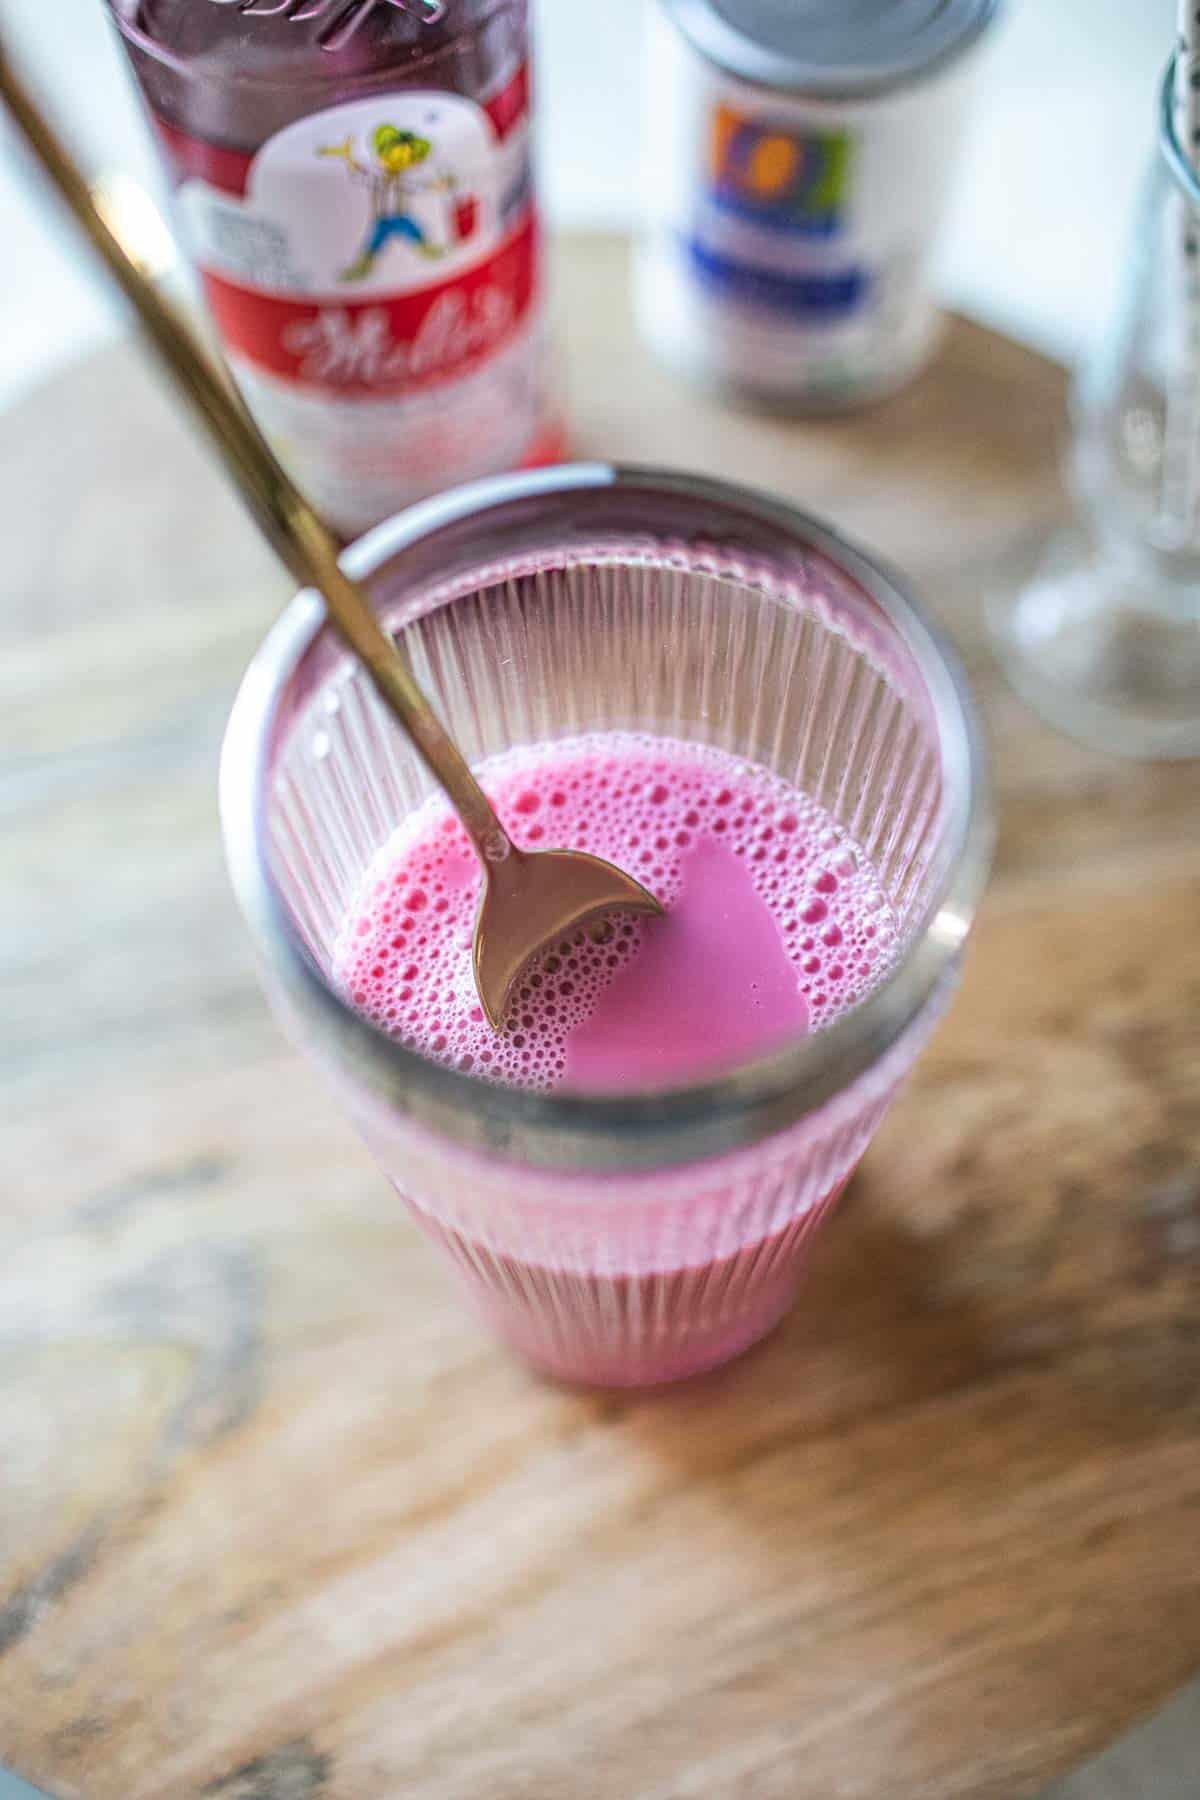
[
  {"xmin": 150, "ymin": 67, "xmax": 545, "ymax": 432},
  {"xmin": 485, "ymin": 63, "xmax": 530, "ymax": 141},
  {"xmin": 152, "ymin": 117, "xmax": 254, "ymax": 198},
  {"xmin": 201, "ymin": 215, "xmax": 539, "ymax": 394}
]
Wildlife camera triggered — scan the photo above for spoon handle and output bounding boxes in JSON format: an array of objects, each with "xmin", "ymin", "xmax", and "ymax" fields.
[{"xmin": 0, "ymin": 40, "xmax": 513, "ymax": 865}]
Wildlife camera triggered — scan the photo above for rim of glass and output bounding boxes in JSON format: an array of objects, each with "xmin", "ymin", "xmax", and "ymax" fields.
[
  {"xmin": 221, "ymin": 463, "xmax": 992, "ymax": 1160},
  {"xmin": 1161, "ymin": 55, "xmax": 1200, "ymax": 207},
  {"xmin": 106, "ymin": 0, "xmax": 517, "ymax": 95}
]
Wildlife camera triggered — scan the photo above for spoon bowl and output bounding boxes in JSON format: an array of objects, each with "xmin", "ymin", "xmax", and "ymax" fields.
[{"xmin": 475, "ymin": 846, "xmax": 663, "ymax": 1030}]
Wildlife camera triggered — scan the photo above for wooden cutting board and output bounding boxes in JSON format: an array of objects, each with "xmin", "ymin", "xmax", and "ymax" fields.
[{"xmin": 2, "ymin": 236, "xmax": 1198, "ymax": 1800}]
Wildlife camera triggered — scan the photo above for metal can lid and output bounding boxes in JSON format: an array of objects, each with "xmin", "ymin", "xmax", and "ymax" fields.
[{"xmin": 661, "ymin": 0, "xmax": 1001, "ymax": 98}]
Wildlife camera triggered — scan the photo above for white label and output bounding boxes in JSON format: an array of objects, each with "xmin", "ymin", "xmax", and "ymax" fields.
[{"xmin": 636, "ymin": 13, "xmax": 973, "ymax": 402}]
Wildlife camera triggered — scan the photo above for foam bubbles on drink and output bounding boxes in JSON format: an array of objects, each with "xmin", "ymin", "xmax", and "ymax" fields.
[{"xmin": 335, "ymin": 733, "xmax": 898, "ymax": 1090}]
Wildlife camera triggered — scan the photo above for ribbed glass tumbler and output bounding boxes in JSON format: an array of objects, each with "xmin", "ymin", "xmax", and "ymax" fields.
[{"xmin": 221, "ymin": 465, "xmax": 990, "ymax": 1386}]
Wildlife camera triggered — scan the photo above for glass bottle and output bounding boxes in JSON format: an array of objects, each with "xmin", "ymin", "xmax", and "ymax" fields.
[{"xmin": 107, "ymin": 0, "xmax": 562, "ymax": 536}]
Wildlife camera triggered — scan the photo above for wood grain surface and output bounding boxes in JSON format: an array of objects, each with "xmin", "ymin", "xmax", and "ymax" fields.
[{"xmin": 2, "ymin": 236, "xmax": 1198, "ymax": 1800}]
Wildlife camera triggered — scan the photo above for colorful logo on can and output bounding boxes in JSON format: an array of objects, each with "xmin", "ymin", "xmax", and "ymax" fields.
[{"xmin": 709, "ymin": 106, "xmax": 851, "ymax": 238}]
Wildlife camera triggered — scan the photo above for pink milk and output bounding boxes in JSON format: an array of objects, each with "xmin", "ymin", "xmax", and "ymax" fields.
[{"xmin": 335, "ymin": 732, "xmax": 896, "ymax": 1381}]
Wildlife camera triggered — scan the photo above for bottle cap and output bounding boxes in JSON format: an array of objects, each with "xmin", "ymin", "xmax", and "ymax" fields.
[
  {"xmin": 662, "ymin": 0, "xmax": 1000, "ymax": 98},
  {"xmin": 122, "ymin": 0, "xmax": 452, "ymax": 63}
]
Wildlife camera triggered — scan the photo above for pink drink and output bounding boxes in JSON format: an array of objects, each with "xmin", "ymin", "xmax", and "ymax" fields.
[
  {"xmin": 335, "ymin": 733, "xmax": 897, "ymax": 1381},
  {"xmin": 222, "ymin": 470, "xmax": 989, "ymax": 1392}
]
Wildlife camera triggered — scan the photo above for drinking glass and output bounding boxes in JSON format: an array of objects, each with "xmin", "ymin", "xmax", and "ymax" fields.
[
  {"xmin": 991, "ymin": 62, "xmax": 1200, "ymax": 758},
  {"xmin": 221, "ymin": 464, "xmax": 991, "ymax": 1386}
]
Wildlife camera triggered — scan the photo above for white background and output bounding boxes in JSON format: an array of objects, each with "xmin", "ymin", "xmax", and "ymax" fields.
[{"xmin": 0, "ymin": 0, "xmax": 1176, "ymax": 407}]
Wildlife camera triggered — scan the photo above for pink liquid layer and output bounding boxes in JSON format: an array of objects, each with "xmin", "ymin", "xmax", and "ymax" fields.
[
  {"xmin": 417, "ymin": 1176, "xmax": 851, "ymax": 1387},
  {"xmin": 337, "ymin": 734, "xmax": 895, "ymax": 1091},
  {"xmin": 335, "ymin": 734, "xmax": 899, "ymax": 1382}
]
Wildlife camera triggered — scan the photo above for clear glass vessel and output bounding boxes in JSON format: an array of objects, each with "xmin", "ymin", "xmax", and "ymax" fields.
[
  {"xmin": 221, "ymin": 465, "xmax": 991, "ymax": 1385},
  {"xmin": 991, "ymin": 62, "xmax": 1200, "ymax": 759}
]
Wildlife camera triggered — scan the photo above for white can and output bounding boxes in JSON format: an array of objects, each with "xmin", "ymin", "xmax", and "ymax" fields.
[{"xmin": 636, "ymin": 0, "xmax": 1000, "ymax": 410}]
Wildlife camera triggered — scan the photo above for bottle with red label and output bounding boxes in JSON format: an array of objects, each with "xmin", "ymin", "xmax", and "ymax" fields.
[{"xmin": 107, "ymin": 0, "xmax": 562, "ymax": 535}]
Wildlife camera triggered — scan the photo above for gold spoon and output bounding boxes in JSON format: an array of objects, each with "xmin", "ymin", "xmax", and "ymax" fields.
[{"xmin": 0, "ymin": 41, "xmax": 662, "ymax": 1030}]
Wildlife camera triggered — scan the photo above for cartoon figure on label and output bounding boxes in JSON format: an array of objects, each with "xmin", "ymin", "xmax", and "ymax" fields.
[{"xmin": 319, "ymin": 124, "xmax": 462, "ymax": 280}]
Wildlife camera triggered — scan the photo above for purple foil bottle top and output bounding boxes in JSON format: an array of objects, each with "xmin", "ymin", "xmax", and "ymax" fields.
[{"xmin": 111, "ymin": 0, "xmax": 523, "ymax": 150}]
